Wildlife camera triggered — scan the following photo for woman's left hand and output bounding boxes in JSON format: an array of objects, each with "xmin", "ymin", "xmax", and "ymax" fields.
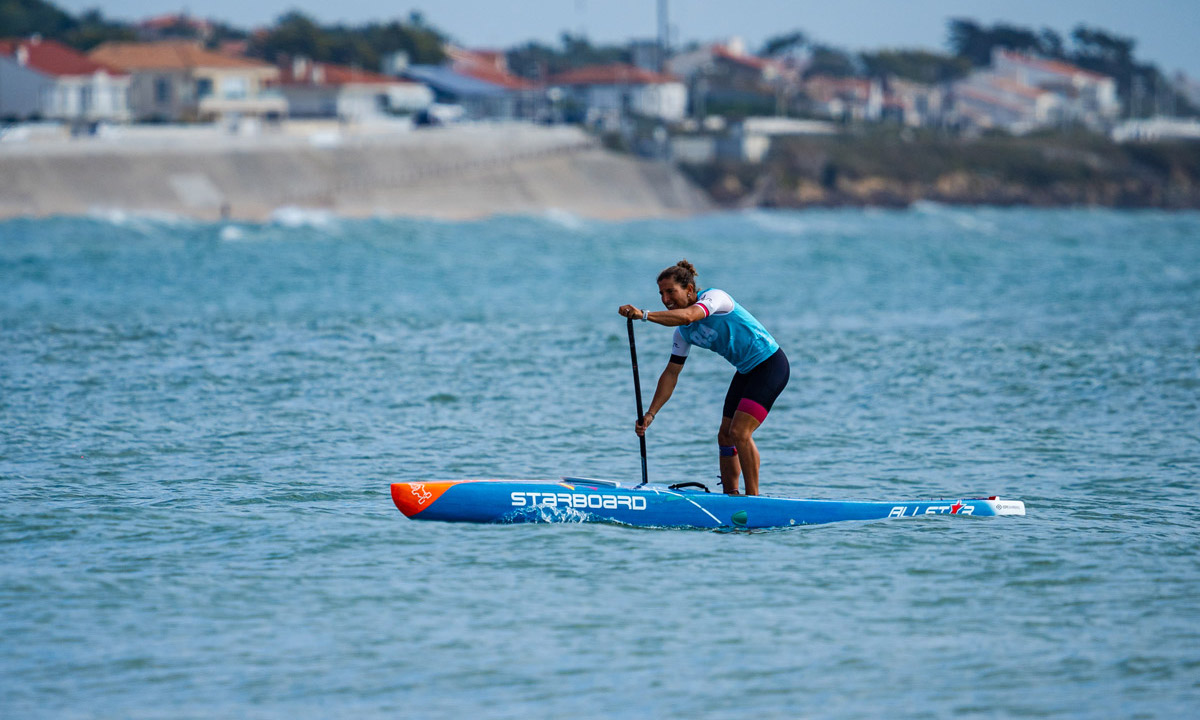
[{"xmin": 618, "ymin": 304, "xmax": 643, "ymax": 320}]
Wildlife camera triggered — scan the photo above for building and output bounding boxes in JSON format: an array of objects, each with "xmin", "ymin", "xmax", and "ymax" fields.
[
  {"xmin": 89, "ymin": 41, "xmax": 284, "ymax": 122},
  {"xmin": 992, "ymin": 49, "xmax": 1120, "ymax": 123},
  {"xmin": 1112, "ymin": 117, "xmax": 1200, "ymax": 142},
  {"xmin": 1174, "ymin": 72, "xmax": 1200, "ymax": 110},
  {"xmin": 0, "ymin": 36, "xmax": 131, "ymax": 123},
  {"xmin": 668, "ymin": 39, "xmax": 790, "ymax": 117},
  {"xmin": 277, "ymin": 57, "xmax": 432, "ymax": 120},
  {"xmin": 802, "ymin": 76, "xmax": 884, "ymax": 123},
  {"xmin": 950, "ymin": 74, "xmax": 1060, "ymax": 133},
  {"xmin": 949, "ymin": 49, "xmax": 1118, "ymax": 133},
  {"xmin": 404, "ymin": 46, "xmax": 543, "ymax": 121},
  {"xmin": 671, "ymin": 116, "xmax": 838, "ymax": 164},
  {"xmin": 547, "ymin": 64, "xmax": 686, "ymax": 130},
  {"xmin": 880, "ymin": 77, "xmax": 945, "ymax": 127}
]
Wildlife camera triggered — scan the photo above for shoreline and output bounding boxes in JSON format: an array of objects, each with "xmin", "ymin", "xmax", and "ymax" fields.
[
  {"xmin": 679, "ymin": 131, "xmax": 1200, "ymax": 211},
  {"xmin": 0, "ymin": 123, "xmax": 712, "ymax": 222}
]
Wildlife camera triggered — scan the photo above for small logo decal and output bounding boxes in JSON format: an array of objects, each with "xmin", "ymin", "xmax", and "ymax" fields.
[{"xmin": 411, "ymin": 483, "xmax": 433, "ymax": 506}]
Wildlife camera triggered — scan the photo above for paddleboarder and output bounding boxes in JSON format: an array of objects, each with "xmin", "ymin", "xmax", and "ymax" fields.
[{"xmin": 619, "ymin": 260, "xmax": 789, "ymax": 496}]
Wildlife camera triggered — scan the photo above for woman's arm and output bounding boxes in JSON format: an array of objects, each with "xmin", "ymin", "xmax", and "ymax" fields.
[
  {"xmin": 636, "ymin": 361, "xmax": 683, "ymax": 436},
  {"xmin": 619, "ymin": 304, "xmax": 706, "ymax": 326}
]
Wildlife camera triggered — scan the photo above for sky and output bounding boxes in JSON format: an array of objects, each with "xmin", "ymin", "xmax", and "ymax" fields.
[{"xmin": 53, "ymin": 0, "xmax": 1200, "ymax": 78}]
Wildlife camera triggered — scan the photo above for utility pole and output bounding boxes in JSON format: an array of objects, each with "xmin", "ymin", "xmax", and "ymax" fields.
[{"xmin": 658, "ymin": 0, "xmax": 668, "ymax": 72}]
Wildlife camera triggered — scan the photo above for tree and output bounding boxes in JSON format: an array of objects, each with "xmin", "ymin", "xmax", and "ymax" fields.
[
  {"xmin": 506, "ymin": 33, "xmax": 629, "ymax": 81},
  {"xmin": 804, "ymin": 45, "xmax": 858, "ymax": 78},
  {"xmin": 947, "ymin": 18, "xmax": 1054, "ymax": 66},
  {"xmin": 947, "ymin": 18, "xmax": 990, "ymax": 66},
  {"xmin": 0, "ymin": 0, "xmax": 74, "ymax": 39},
  {"xmin": 760, "ymin": 30, "xmax": 807, "ymax": 58},
  {"xmin": 248, "ymin": 11, "xmax": 446, "ymax": 70},
  {"xmin": 860, "ymin": 49, "xmax": 970, "ymax": 84},
  {"xmin": 0, "ymin": 0, "xmax": 132, "ymax": 51},
  {"xmin": 1071, "ymin": 26, "xmax": 1134, "ymax": 67}
]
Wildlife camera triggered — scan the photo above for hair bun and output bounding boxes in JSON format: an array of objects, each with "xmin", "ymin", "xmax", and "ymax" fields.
[{"xmin": 657, "ymin": 259, "xmax": 698, "ymax": 288}]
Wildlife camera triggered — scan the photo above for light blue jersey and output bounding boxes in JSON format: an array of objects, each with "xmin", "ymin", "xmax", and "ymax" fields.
[{"xmin": 672, "ymin": 288, "xmax": 779, "ymax": 373}]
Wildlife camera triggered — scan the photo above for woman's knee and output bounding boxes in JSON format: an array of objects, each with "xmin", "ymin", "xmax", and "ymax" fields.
[{"xmin": 728, "ymin": 415, "xmax": 758, "ymax": 444}]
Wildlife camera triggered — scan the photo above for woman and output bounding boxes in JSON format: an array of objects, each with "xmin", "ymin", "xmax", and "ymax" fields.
[{"xmin": 619, "ymin": 260, "xmax": 789, "ymax": 496}]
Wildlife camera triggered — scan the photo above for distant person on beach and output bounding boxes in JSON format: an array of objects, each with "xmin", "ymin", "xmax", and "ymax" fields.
[{"xmin": 619, "ymin": 260, "xmax": 789, "ymax": 495}]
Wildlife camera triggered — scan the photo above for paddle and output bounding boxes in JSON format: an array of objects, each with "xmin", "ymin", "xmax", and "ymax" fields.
[{"xmin": 626, "ymin": 317, "xmax": 649, "ymax": 487}]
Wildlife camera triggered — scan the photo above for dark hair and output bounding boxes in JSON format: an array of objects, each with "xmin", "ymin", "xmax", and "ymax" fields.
[{"xmin": 657, "ymin": 259, "xmax": 697, "ymax": 289}]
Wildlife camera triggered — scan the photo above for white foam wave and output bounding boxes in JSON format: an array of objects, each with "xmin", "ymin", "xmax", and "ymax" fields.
[{"xmin": 268, "ymin": 206, "xmax": 338, "ymax": 228}]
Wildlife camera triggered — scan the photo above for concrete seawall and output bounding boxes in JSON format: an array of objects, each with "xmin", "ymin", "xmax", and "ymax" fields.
[{"xmin": 0, "ymin": 124, "xmax": 711, "ymax": 221}]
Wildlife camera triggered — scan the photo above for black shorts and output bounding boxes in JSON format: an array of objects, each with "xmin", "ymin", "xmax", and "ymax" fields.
[{"xmin": 723, "ymin": 348, "xmax": 790, "ymax": 422}]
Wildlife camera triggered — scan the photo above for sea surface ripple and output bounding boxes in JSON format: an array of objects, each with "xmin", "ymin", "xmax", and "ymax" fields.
[{"xmin": 2, "ymin": 207, "xmax": 1198, "ymax": 718}]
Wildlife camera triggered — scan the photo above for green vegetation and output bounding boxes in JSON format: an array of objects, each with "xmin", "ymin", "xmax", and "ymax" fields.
[
  {"xmin": 860, "ymin": 50, "xmax": 971, "ymax": 84},
  {"xmin": 248, "ymin": 11, "xmax": 446, "ymax": 70},
  {"xmin": 679, "ymin": 130, "xmax": 1200, "ymax": 209},
  {"xmin": 0, "ymin": 0, "xmax": 133, "ymax": 50},
  {"xmin": 0, "ymin": 1, "xmax": 446, "ymax": 69},
  {"xmin": 948, "ymin": 19, "xmax": 1196, "ymax": 118},
  {"xmin": 506, "ymin": 33, "xmax": 631, "ymax": 80}
]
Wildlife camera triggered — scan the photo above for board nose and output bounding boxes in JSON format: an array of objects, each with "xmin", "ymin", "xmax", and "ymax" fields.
[{"xmin": 391, "ymin": 482, "xmax": 454, "ymax": 517}]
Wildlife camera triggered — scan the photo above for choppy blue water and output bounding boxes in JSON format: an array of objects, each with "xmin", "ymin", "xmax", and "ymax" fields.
[{"xmin": 2, "ymin": 207, "xmax": 1198, "ymax": 718}]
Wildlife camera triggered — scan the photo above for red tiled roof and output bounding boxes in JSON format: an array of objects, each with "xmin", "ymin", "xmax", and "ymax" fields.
[
  {"xmin": 448, "ymin": 47, "xmax": 507, "ymax": 71},
  {"xmin": 977, "ymin": 74, "xmax": 1050, "ymax": 100},
  {"xmin": 997, "ymin": 49, "xmax": 1110, "ymax": 82},
  {"xmin": 456, "ymin": 64, "xmax": 535, "ymax": 90},
  {"xmin": 713, "ymin": 45, "xmax": 771, "ymax": 71},
  {"xmin": 447, "ymin": 46, "xmax": 534, "ymax": 90},
  {"xmin": 278, "ymin": 60, "xmax": 415, "ymax": 86},
  {"xmin": 956, "ymin": 87, "xmax": 1033, "ymax": 116},
  {"xmin": 89, "ymin": 41, "xmax": 275, "ymax": 71},
  {"xmin": 139, "ymin": 14, "xmax": 212, "ymax": 31},
  {"xmin": 804, "ymin": 75, "xmax": 872, "ymax": 102},
  {"xmin": 0, "ymin": 37, "xmax": 126, "ymax": 77},
  {"xmin": 548, "ymin": 63, "xmax": 679, "ymax": 86}
]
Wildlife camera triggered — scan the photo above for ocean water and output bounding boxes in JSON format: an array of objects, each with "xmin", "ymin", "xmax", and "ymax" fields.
[{"xmin": 2, "ymin": 207, "xmax": 1198, "ymax": 718}]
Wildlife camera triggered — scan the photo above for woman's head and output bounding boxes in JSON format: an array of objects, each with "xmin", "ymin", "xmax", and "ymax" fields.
[{"xmin": 657, "ymin": 259, "xmax": 698, "ymax": 309}]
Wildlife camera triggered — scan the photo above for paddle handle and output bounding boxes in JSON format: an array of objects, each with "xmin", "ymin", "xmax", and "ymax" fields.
[{"xmin": 627, "ymin": 317, "xmax": 649, "ymax": 487}]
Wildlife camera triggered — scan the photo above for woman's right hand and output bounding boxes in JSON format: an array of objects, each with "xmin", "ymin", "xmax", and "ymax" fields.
[{"xmin": 635, "ymin": 411, "xmax": 655, "ymax": 437}]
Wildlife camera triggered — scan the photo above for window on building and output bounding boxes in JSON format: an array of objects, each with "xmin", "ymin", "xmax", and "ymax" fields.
[
  {"xmin": 155, "ymin": 78, "xmax": 171, "ymax": 105},
  {"xmin": 222, "ymin": 77, "xmax": 247, "ymax": 100},
  {"xmin": 196, "ymin": 78, "xmax": 213, "ymax": 98}
]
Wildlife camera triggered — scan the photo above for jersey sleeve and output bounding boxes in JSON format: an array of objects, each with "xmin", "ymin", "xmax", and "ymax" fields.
[
  {"xmin": 695, "ymin": 288, "xmax": 734, "ymax": 317},
  {"xmin": 669, "ymin": 327, "xmax": 690, "ymax": 363}
]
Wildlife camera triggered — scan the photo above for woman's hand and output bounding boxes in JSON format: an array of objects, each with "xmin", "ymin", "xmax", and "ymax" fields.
[
  {"xmin": 635, "ymin": 411, "xmax": 655, "ymax": 437},
  {"xmin": 619, "ymin": 304, "xmax": 644, "ymax": 321}
]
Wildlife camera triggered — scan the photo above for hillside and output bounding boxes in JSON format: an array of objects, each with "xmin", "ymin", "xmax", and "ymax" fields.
[{"xmin": 680, "ymin": 130, "xmax": 1200, "ymax": 209}]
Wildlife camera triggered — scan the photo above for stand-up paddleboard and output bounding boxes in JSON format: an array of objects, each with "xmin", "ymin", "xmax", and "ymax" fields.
[
  {"xmin": 393, "ymin": 320, "xmax": 1026, "ymax": 530},
  {"xmin": 390, "ymin": 478, "xmax": 1026, "ymax": 530}
]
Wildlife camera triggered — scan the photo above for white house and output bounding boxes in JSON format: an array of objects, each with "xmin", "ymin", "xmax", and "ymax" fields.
[
  {"xmin": 950, "ymin": 50, "xmax": 1119, "ymax": 133},
  {"xmin": 278, "ymin": 57, "xmax": 432, "ymax": 120},
  {"xmin": 992, "ymin": 49, "xmax": 1120, "ymax": 123},
  {"xmin": 988, "ymin": 48, "xmax": 1118, "ymax": 126},
  {"xmin": 951, "ymin": 73, "xmax": 1062, "ymax": 134},
  {"xmin": 89, "ymin": 41, "xmax": 284, "ymax": 122},
  {"xmin": 0, "ymin": 36, "xmax": 130, "ymax": 122},
  {"xmin": 547, "ymin": 64, "xmax": 686, "ymax": 130}
]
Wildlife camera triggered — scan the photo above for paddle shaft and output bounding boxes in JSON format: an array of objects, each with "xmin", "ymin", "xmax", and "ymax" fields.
[{"xmin": 626, "ymin": 317, "xmax": 649, "ymax": 486}]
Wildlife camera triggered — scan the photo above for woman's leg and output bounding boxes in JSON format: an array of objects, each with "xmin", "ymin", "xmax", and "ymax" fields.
[
  {"xmin": 717, "ymin": 416, "xmax": 741, "ymax": 494},
  {"xmin": 728, "ymin": 410, "xmax": 762, "ymax": 495}
]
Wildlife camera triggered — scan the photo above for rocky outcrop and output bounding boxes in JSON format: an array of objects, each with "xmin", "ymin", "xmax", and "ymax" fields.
[{"xmin": 681, "ymin": 132, "xmax": 1200, "ymax": 210}]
